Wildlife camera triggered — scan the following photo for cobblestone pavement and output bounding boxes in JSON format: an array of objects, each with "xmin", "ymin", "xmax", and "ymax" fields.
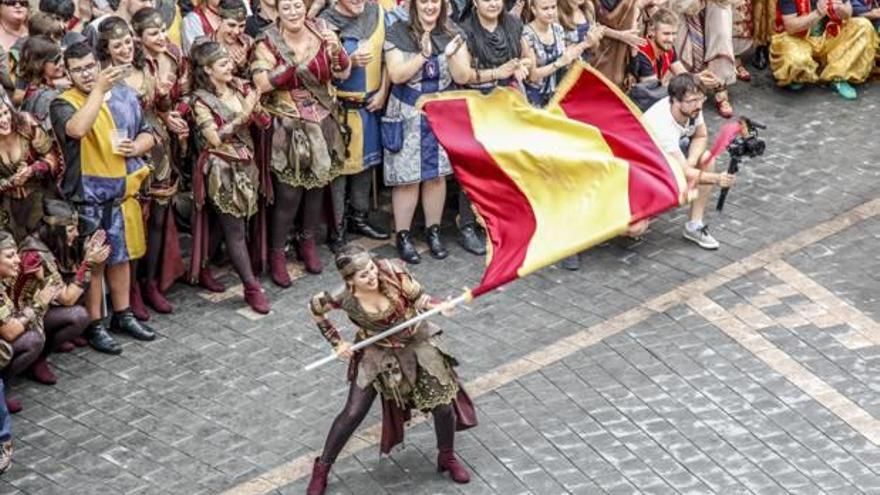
[{"xmin": 2, "ymin": 72, "xmax": 879, "ymax": 495}]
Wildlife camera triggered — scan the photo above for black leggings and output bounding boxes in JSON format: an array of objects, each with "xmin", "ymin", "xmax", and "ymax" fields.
[
  {"xmin": 43, "ymin": 306, "xmax": 89, "ymax": 352},
  {"xmin": 319, "ymin": 381, "xmax": 457, "ymax": 464},
  {"xmin": 270, "ymin": 177, "xmax": 323, "ymax": 249},
  {"xmin": 217, "ymin": 212, "xmax": 256, "ymax": 285},
  {"xmin": 144, "ymin": 201, "xmax": 168, "ymax": 282}
]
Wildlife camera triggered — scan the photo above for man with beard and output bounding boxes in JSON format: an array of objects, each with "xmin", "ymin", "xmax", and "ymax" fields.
[
  {"xmin": 642, "ymin": 73, "xmax": 736, "ymax": 250},
  {"xmin": 49, "ymin": 42, "xmax": 157, "ymax": 354},
  {"xmin": 632, "ymin": 9, "xmax": 687, "ymax": 84}
]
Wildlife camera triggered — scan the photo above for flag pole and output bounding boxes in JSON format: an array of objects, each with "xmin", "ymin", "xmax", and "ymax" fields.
[{"xmin": 303, "ymin": 290, "xmax": 472, "ymax": 371}]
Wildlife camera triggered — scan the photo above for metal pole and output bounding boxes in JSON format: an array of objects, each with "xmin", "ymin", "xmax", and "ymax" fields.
[{"xmin": 303, "ymin": 292, "xmax": 471, "ymax": 371}]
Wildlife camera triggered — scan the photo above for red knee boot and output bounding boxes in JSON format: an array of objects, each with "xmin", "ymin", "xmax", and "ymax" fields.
[
  {"xmin": 306, "ymin": 458, "xmax": 332, "ymax": 495},
  {"xmin": 243, "ymin": 281, "xmax": 270, "ymax": 314},
  {"xmin": 437, "ymin": 447, "xmax": 470, "ymax": 483},
  {"xmin": 129, "ymin": 282, "xmax": 150, "ymax": 321},
  {"xmin": 296, "ymin": 237, "xmax": 323, "ymax": 274},
  {"xmin": 144, "ymin": 280, "xmax": 173, "ymax": 313},
  {"xmin": 268, "ymin": 249, "xmax": 292, "ymax": 288}
]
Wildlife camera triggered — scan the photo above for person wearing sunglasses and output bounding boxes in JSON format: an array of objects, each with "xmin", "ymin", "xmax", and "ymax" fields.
[
  {"xmin": 16, "ymin": 36, "xmax": 68, "ymax": 131},
  {"xmin": 0, "ymin": 0, "xmax": 27, "ymax": 52}
]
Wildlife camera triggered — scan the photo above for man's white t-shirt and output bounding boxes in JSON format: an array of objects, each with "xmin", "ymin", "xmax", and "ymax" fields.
[{"xmin": 642, "ymin": 96, "xmax": 704, "ymax": 156}]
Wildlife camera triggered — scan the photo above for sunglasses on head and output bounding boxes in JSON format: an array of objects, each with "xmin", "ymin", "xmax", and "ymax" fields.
[{"xmin": 1, "ymin": 0, "xmax": 29, "ymax": 7}]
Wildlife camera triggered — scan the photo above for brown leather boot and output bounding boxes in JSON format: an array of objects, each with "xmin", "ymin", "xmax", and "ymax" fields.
[
  {"xmin": 268, "ymin": 249, "xmax": 292, "ymax": 288},
  {"xmin": 243, "ymin": 281, "xmax": 270, "ymax": 314},
  {"xmin": 306, "ymin": 458, "xmax": 332, "ymax": 495},
  {"xmin": 437, "ymin": 447, "xmax": 470, "ymax": 483},
  {"xmin": 296, "ymin": 237, "xmax": 323, "ymax": 274}
]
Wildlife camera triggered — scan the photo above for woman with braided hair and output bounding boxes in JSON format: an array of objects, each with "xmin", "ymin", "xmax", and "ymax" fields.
[{"xmin": 305, "ymin": 244, "xmax": 477, "ymax": 494}]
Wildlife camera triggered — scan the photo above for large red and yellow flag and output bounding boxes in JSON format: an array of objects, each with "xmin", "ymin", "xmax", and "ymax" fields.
[{"xmin": 420, "ymin": 63, "xmax": 688, "ymax": 297}]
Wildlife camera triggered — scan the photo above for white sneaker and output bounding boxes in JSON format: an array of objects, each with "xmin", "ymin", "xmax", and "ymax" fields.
[{"xmin": 683, "ymin": 224, "xmax": 720, "ymax": 250}]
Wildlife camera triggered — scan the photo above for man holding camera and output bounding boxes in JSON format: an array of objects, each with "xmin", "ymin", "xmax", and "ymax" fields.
[{"xmin": 642, "ymin": 73, "xmax": 736, "ymax": 250}]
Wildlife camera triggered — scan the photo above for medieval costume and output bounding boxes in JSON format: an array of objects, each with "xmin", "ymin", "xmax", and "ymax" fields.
[
  {"xmin": 13, "ymin": 200, "xmax": 92, "ymax": 385},
  {"xmin": 305, "ymin": 246, "xmax": 476, "ymax": 495},
  {"xmin": 50, "ymin": 84, "xmax": 152, "ymax": 267},
  {"xmin": 189, "ymin": 41, "xmax": 272, "ymax": 313},
  {"xmin": 769, "ymin": 0, "xmax": 875, "ymax": 93},
  {"xmin": 0, "ymin": 109, "xmax": 61, "ymax": 242},
  {"xmin": 194, "ymin": 2, "xmax": 254, "ymax": 83},
  {"xmin": 0, "ymin": 232, "xmax": 44, "ymax": 409},
  {"xmin": 383, "ymin": 18, "xmax": 456, "ymax": 263},
  {"xmin": 319, "ymin": 3, "xmax": 391, "ymax": 248},
  {"xmin": 130, "ymin": 10, "xmax": 189, "ymax": 315},
  {"xmin": 251, "ymin": 21, "xmax": 350, "ymax": 285}
]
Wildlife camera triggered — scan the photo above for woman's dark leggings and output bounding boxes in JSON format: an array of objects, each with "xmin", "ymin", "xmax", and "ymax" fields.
[
  {"xmin": 217, "ymin": 212, "xmax": 256, "ymax": 285},
  {"xmin": 270, "ymin": 177, "xmax": 323, "ymax": 249},
  {"xmin": 318, "ymin": 381, "xmax": 457, "ymax": 464},
  {"xmin": 42, "ymin": 306, "xmax": 89, "ymax": 352},
  {"xmin": 4, "ymin": 330, "xmax": 44, "ymax": 378}
]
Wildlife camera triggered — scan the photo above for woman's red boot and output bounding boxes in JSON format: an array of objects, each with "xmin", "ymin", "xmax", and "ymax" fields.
[
  {"xmin": 129, "ymin": 282, "xmax": 150, "ymax": 321},
  {"xmin": 296, "ymin": 237, "xmax": 323, "ymax": 274},
  {"xmin": 268, "ymin": 249, "xmax": 292, "ymax": 288},
  {"xmin": 144, "ymin": 280, "xmax": 173, "ymax": 313},
  {"xmin": 243, "ymin": 281, "xmax": 271, "ymax": 314},
  {"xmin": 306, "ymin": 458, "xmax": 332, "ymax": 495},
  {"xmin": 28, "ymin": 356, "xmax": 57, "ymax": 385},
  {"xmin": 198, "ymin": 267, "xmax": 226, "ymax": 293},
  {"xmin": 437, "ymin": 448, "xmax": 470, "ymax": 483}
]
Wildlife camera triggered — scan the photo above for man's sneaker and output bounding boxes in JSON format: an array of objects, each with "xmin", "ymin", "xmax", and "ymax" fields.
[
  {"xmin": 830, "ymin": 80, "xmax": 857, "ymax": 100},
  {"xmin": 683, "ymin": 225, "xmax": 720, "ymax": 250}
]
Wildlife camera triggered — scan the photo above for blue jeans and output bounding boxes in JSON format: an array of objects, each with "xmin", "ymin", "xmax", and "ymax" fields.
[{"xmin": 0, "ymin": 381, "xmax": 11, "ymax": 443}]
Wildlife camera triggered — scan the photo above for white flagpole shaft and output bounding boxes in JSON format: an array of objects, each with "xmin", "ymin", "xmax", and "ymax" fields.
[{"xmin": 303, "ymin": 293, "xmax": 470, "ymax": 371}]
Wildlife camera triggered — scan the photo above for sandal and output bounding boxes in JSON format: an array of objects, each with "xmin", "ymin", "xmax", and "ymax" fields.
[
  {"xmin": 714, "ymin": 92, "xmax": 734, "ymax": 119},
  {"xmin": 735, "ymin": 61, "xmax": 751, "ymax": 82}
]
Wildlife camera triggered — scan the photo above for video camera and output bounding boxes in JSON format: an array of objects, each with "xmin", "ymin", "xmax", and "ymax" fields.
[
  {"xmin": 716, "ymin": 117, "xmax": 766, "ymax": 212},
  {"xmin": 727, "ymin": 117, "xmax": 766, "ymax": 159}
]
